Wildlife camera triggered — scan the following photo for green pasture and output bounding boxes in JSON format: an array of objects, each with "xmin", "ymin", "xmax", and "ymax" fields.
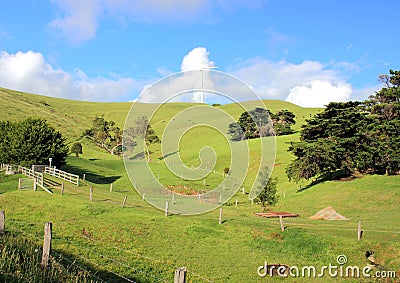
[{"xmin": 0, "ymin": 88, "xmax": 399, "ymax": 282}]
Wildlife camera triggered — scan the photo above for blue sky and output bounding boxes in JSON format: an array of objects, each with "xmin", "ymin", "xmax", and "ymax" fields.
[{"xmin": 0, "ymin": 0, "xmax": 398, "ymax": 106}]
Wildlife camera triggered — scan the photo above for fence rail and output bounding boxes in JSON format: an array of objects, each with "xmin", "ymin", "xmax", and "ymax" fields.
[
  {"xmin": 45, "ymin": 166, "xmax": 79, "ymax": 186},
  {"xmin": 19, "ymin": 166, "xmax": 44, "ymax": 186},
  {"xmin": 2, "ymin": 164, "xmax": 19, "ymax": 173}
]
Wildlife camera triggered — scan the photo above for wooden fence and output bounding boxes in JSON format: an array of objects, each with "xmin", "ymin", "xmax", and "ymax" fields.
[
  {"xmin": 2, "ymin": 164, "xmax": 19, "ymax": 173},
  {"xmin": 0, "ymin": 210, "xmax": 190, "ymax": 282},
  {"xmin": 19, "ymin": 166, "xmax": 44, "ymax": 186},
  {"xmin": 45, "ymin": 166, "xmax": 79, "ymax": 186}
]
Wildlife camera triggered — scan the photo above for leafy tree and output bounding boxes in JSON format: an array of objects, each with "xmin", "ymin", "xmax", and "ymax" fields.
[
  {"xmin": 286, "ymin": 69, "xmax": 400, "ymax": 183},
  {"xmin": 227, "ymin": 122, "xmax": 244, "ymax": 141},
  {"xmin": 286, "ymin": 138, "xmax": 342, "ymax": 182},
  {"xmin": 228, "ymin": 108, "xmax": 295, "ymax": 141},
  {"xmin": 0, "ymin": 118, "xmax": 68, "ymax": 167},
  {"xmin": 125, "ymin": 115, "xmax": 160, "ymax": 163},
  {"xmin": 71, "ymin": 142, "xmax": 83, "ymax": 157},
  {"xmin": 84, "ymin": 117, "xmax": 123, "ymax": 155},
  {"xmin": 254, "ymin": 168, "xmax": 279, "ymax": 211},
  {"xmin": 271, "ymin": 110, "xmax": 296, "ymax": 135},
  {"xmin": 0, "ymin": 121, "xmax": 13, "ymax": 163},
  {"xmin": 238, "ymin": 111, "xmax": 259, "ymax": 139}
]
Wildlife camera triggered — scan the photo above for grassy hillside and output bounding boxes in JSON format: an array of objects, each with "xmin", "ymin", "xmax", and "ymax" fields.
[
  {"xmin": 1, "ymin": 88, "xmax": 399, "ymax": 282},
  {"xmin": 0, "ymin": 87, "xmax": 320, "ymax": 140}
]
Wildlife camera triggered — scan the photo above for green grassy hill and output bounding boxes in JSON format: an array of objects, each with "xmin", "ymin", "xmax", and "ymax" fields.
[
  {"xmin": 0, "ymin": 87, "xmax": 399, "ymax": 282},
  {"xmin": 0, "ymin": 87, "xmax": 320, "ymax": 140}
]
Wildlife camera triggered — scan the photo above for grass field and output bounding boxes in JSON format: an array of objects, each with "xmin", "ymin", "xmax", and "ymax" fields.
[{"xmin": 0, "ymin": 88, "xmax": 399, "ymax": 282}]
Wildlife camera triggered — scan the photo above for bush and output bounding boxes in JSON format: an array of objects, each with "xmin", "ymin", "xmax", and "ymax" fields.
[{"xmin": 0, "ymin": 118, "xmax": 68, "ymax": 167}]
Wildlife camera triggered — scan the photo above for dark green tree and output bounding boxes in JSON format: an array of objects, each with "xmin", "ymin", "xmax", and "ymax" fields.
[
  {"xmin": 227, "ymin": 122, "xmax": 244, "ymax": 141},
  {"xmin": 238, "ymin": 111, "xmax": 258, "ymax": 139},
  {"xmin": 286, "ymin": 69, "xmax": 400, "ymax": 183},
  {"xmin": 228, "ymin": 108, "xmax": 295, "ymax": 141},
  {"xmin": 71, "ymin": 142, "xmax": 83, "ymax": 157},
  {"xmin": 286, "ymin": 138, "xmax": 341, "ymax": 183},
  {"xmin": 0, "ymin": 118, "xmax": 68, "ymax": 167},
  {"xmin": 360, "ymin": 70, "xmax": 400, "ymax": 174},
  {"xmin": 254, "ymin": 168, "xmax": 279, "ymax": 211},
  {"xmin": 271, "ymin": 110, "xmax": 296, "ymax": 135}
]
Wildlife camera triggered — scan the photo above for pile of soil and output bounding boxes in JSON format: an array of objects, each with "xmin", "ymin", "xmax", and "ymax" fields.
[{"xmin": 309, "ymin": 206, "xmax": 348, "ymax": 220}]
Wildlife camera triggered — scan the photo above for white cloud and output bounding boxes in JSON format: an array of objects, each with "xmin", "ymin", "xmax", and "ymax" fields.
[
  {"xmin": 181, "ymin": 47, "xmax": 215, "ymax": 71},
  {"xmin": 49, "ymin": 0, "xmax": 265, "ymax": 43},
  {"xmin": 285, "ymin": 80, "xmax": 352, "ymax": 108},
  {"xmin": 229, "ymin": 58, "xmax": 363, "ymax": 107},
  {"xmin": 0, "ymin": 50, "xmax": 142, "ymax": 101},
  {"xmin": 49, "ymin": 0, "xmax": 99, "ymax": 44},
  {"xmin": 138, "ymin": 47, "xmax": 220, "ymax": 103}
]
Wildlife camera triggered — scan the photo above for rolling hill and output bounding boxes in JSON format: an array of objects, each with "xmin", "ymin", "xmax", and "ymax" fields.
[{"xmin": 0, "ymin": 87, "xmax": 399, "ymax": 282}]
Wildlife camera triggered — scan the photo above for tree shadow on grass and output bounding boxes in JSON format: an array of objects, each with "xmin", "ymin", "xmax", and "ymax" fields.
[
  {"xmin": 53, "ymin": 249, "xmax": 150, "ymax": 283},
  {"xmin": 158, "ymin": 150, "xmax": 179, "ymax": 160},
  {"xmin": 296, "ymin": 168, "xmax": 351, "ymax": 193},
  {"xmin": 60, "ymin": 164, "xmax": 121, "ymax": 185}
]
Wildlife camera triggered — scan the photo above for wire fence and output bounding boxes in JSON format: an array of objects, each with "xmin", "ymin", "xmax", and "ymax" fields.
[{"xmin": 5, "ymin": 217, "xmax": 215, "ymax": 283}]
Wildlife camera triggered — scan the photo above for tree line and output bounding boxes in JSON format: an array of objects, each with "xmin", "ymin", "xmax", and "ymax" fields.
[{"xmin": 286, "ymin": 69, "xmax": 400, "ymax": 183}]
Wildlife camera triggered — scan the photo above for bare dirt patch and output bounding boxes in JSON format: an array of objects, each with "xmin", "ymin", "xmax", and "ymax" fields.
[{"xmin": 309, "ymin": 206, "xmax": 348, "ymax": 220}]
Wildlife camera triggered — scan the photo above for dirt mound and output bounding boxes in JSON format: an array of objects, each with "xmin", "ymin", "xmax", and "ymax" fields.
[{"xmin": 309, "ymin": 206, "xmax": 348, "ymax": 220}]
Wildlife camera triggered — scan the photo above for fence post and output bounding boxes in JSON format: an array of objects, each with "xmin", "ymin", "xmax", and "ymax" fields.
[
  {"xmin": 174, "ymin": 267, "xmax": 187, "ymax": 283},
  {"xmin": 110, "ymin": 183, "xmax": 113, "ymax": 192},
  {"xmin": 165, "ymin": 201, "xmax": 169, "ymax": 216},
  {"xmin": 279, "ymin": 215, "xmax": 285, "ymax": 232},
  {"xmin": 83, "ymin": 173, "xmax": 85, "ymax": 181},
  {"xmin": 90, "ymin": 187, "xmax": 93, "ymax": 202},
  {"xmin": 0, "ymin": 210, "xmax": 4, "ymax": 233},
  {"xmin": 18, "ymin": 178, "xmax": 21, "ymax": 190},
  {"xmin": 219, "ymin": 207, "xmax": 223, "ymax": 225},
  {"xmin": 235, "ymin": 199, "xmax": 238, "ymax": 207},
  {"xmin": 122, "ymin": 196, "xmax": 127, "ymax": 208},
  {"xmin": 61, "ymin": 183, "xmax": 64, "ymax": 195},
  {"xmin": 33, "ymin": 179, "xmax": 37, "ymax": 191},
  {"xmin": 40, "ymin": 222, "xmax": 52, "ymax": 267},
  {"xmin": 357, "ymin": 221, "xmax": 362, "ymax": 241}
]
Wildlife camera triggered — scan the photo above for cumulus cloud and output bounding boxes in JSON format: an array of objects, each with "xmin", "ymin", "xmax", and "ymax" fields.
[
  {"xmin": 139, "ymin": 47, "xmax": 225, "ymax": 103},
  {"xmin": 181, "ymin": 47, "xmax": 215, "ymax": 71},
  {"xmin": 0, "ymin": 50, "xmax": 142, "ymax": 101},
  {"xmin": 49, "ymin": 0, "xmax": 265, "ymax": 44},
  {"xmin": 285, "ymin": 80, "xmax": 352, "ymax": 108},
  {"xmin": 230, "ymin": 58, "xmax": 359, "ymax": 107}
]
